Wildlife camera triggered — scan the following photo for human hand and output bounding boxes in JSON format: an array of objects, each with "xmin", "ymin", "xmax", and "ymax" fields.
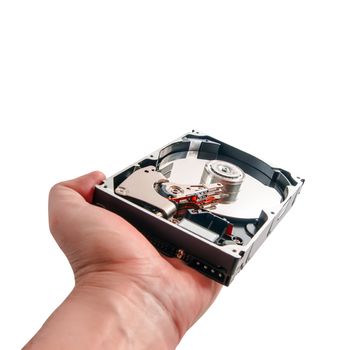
[{"xmin": 24, "ymin": 171, "xmax": 222, "ymax": 350}]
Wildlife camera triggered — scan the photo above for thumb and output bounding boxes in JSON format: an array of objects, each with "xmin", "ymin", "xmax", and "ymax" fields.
[
  {"xmin": 48, "ymin": 171, "xmax": 105, "ymax": 240},
  {"xmin": 55, "ymin": 171, "xmax": 106, "ymax": 203}
]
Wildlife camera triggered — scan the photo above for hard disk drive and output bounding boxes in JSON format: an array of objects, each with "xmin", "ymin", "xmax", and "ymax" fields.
[{"xmin": 93, "ymin": 131, "xmax": 304, "ymax": 286}]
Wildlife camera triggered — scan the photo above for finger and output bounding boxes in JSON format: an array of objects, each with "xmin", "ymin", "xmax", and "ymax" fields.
[
  {"xmin": 58, "ymin": 171, "xmax": 106, "ymax": 203},
  {"xmin": 48, "ymin": 171, "xmax": 105, "ymax": 237}
]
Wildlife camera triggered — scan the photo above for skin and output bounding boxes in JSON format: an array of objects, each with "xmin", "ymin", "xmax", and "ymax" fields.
[{"xmin": 23, "ymin": 171, "xmax": 222, "ymax": 350}]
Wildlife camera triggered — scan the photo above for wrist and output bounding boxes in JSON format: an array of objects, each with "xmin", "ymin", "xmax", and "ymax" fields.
[
  {"xmin": 24, "ymin": 272, "xmax": 181, "ymax": 350},
  {"xmin": 74, "ymin": 271, "xmax": 181, "ymax": 350}
]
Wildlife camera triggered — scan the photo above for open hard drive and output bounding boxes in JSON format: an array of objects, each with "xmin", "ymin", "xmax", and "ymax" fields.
[{"xmin": 93, "ymin": 131, "xmax": 304, "ymax": 286}]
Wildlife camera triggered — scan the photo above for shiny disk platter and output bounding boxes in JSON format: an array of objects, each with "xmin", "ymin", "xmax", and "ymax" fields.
[{"xmin": 93, "ymin": 131, "xmax": 304, "ymax": 286}]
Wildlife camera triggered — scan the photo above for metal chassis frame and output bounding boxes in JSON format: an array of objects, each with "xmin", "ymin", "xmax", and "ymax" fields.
[{"xmin": 93, "ymin": 131, "xmax": 304, "ymax": 286}]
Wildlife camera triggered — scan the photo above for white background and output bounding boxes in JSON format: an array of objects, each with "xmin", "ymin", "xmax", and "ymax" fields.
[{"xmin": 0, "ymin": 1, "xmax": 360, "ymax": 349}]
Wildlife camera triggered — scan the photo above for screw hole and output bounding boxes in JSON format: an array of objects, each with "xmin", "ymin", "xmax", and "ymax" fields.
[
  {"xmin": 144, "ymin": 170, "xmax": 149, "ymax": 173},
  {"xmin": 271, "ymin": 211, "xmax": 275, "ymax": 215}
]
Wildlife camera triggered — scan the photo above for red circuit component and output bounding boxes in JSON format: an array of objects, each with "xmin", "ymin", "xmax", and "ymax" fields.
[
  {"xmin": 170, "ymin": 194, "xmax": 220, "ymax": 206},
  {"xmin": 225, "ymin": 223, "xmax": 233, "ymax": 236}
]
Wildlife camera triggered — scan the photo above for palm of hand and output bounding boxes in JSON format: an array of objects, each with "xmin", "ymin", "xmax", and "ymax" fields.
[{"xmin": 49, "ymin": 171, "xmax": 222, "ymax": 338}]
